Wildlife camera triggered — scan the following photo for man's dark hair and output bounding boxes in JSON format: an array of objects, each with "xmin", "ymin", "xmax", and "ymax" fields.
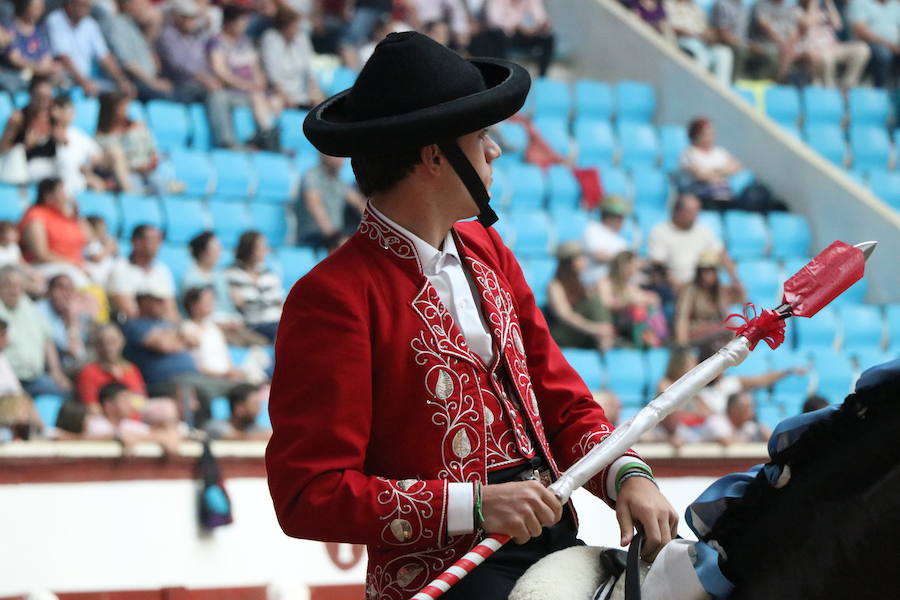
[
  {"xmin": 86, "ymin": 215, "xmax": 106, "ymax": 229},
  {"xmin": 182, "ymin": 286, "xmax": 209, "ymax": 315},
  {"xmin": 99, "ymin": 382, "xmax": 129, "ymax": 404},
  {"xmin": 35, "ymin": 178, "xmax": 62, "ymax": 205},
  {"xmin": 28, "ymin": 74, "xmax": 52, "ymax": 94},
  {"xmin": 802, "ymin": 394, "xmax": 829, "ymax": 413},
  {"xmin": 131, "ymin": 223, "xmax": 157, "ymax": 242},
  {"xmin": 53, "ymin": 93, "xmax": 73, "ymax": 109},
  {"xmin": 0, "ymin": 220, "xmax": 15, "ymax": 235},
  {"xmin": 351, "ymin": 149, "xmax": 422, "ymax": 197},
  {"xmin": 47, "ymin": 273, "xmax": 71, "ymax": 290},
  {"xmin": 189, "ymin": 231, "xmax": 216, "ymax": 261},
  {"xmin": 227, "ymin": 382, "xmax": 260, "ymax": 414},
  {"xmin": 0, "ymin": 318, "xmax": 7, "ymax": 332},
  {"xmin": 726, "ymin": 392, "xmax": 748, "ymax": 413},
  {"xmin": 14, "ymin": 0, "xmax": 36, "ymax": 18},
  {"xmin": 235, "ymin": 230, "xmax": 262, "ymax": 264}
]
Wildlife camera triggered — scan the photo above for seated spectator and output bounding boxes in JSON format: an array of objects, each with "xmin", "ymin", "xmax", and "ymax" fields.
[
  {"xmin": 472, "ymin": 0, "xmax": 555, "ymax": 76},
  {"xmin": 698, "ymin": 366, "xmax": 806, "ymax": 415},
  {"xmin": 181, "ymin": 287, "xmax": 247, "ymax": 382},
  {"xmin": 310, "ymin": 0, "xmax": 349, "ymax": 55},
  {"xmin": 0, "ymin": 265, "xmax": 72, "ymax": 397},
  {"xmin": 679, "ymin": 117, "xmax": 742, "ymax": 210},
  {"xmin": 674, "ymin": 250, "xmax": 744, "ymax": 356},
  {"xmin": 796, "ymin": 0, "xmax": 869, "ymax": 88},
  {"xmin": 37, "ymin": 273, "xmax": 90, "ymax": 374},
  {"xmin": 624, "ymin": 0, "xmax": 675, "ymax": 41},
  {"xmin": 802, "ymin": 394, "xmax": 829, "ymax": 413},
  {"xmin": 0, "ymin": 317, "xmax": 43, "ymax": 439},
  {"xmin": 204, "ymin": 381, "xmax": 269, "ymax": 440},
  {"xmin": 748, "ymin": 0, "xmax": 801, "ymax": 82},
  {"xmin": 207, "ymin": 4, "xmax": 282, "ymax": 150},
  {"xmin": 699, "ymin": 391, "xmax": 770, "ymax": 444},
  {"xmin": 592, "ymin": 389, "xmax": 621, "ymax": 425},
  {"xmin": 848, "ymin": 0, "xmax": 900, "ymax": 88},
  {"xmin": 95, "ymin": 91, "xmax": 161, "ymax": 193},
  {"xmin": 546, "ymin": 241, "xmax": 615, "ymax": 351},
  {"xmin": 582, "ymin": 196, "xmax": 632, "ymax": 284},
  {"xmin": 0, "ymin": 0, "xmax": 61, "ymax": 94},
  {"xmin": 648, "ymin": 193, "xmax": 724, "ymax": 288},
  {"xmin": 655, "ymin": 346, "xmax": 704, "ymax": 421},
  {"xmin": 77, "ymin": 323, "xmax": 148, "ymax": 411},
  {"xmin": 107, "ymin": 224, "xmax": 178, "ymax": 321},
  {"xmin": 49, "ymin": 94, "xmax": 110, "ymax": 195},
  {"xmin": 46, "ymin": 0, "xmax": 134, "ymax": 96},
  {"xmin": 19, "ymin": 177, "xmax": 90, "ymax": 288},
  {"xmin": 100, "ymin": 0, "xmax": 174, "ymax": 101},
  {"xmin": 260, "ymin": 7, "xmax": 323, "ymax": 110},
  {"xmin": 598, "ymin": 250, "xmax": 666, "ymax": 347},
  {"xmin": 0, "ymin": 220, "xmax": 44, "ymax": 294},
  {"xmin": 411, "ymin": 0, "xmax": 471, "ymax": 50},
  {"xmin": 157, "ymin": 0, "xmax": 226, "ymax": 106},
  {"xmin": 641, "ymin": 409, "xmax": 702, "ymax": 447},
  {"xmin": 665, "ymin": 0, "xmax": 734, "ymax": 83},
  {"xmin": 223, "ymin": 231, "xmax": 284, "ymax": 343},
  {"xmin": 83, "ymin": 215, "xmax": 118, "ymax": 286},
  {"xmin": 710, "ymin": 0, "xmax": 754, "ymax": 79},
  {"xmin": 339, "ymin": 0, "xmax": 393, "ymax": 68},
  {"xmin": 84, "ymin": 382, "xmax": 182, "ymax": 456},
  {"xmin": 297, "ymin": 153, "xmax": 365, "ymax": 250},
  {"xmin": 0, "ymin": 76, "xmax": 56, "ymax": 185}
]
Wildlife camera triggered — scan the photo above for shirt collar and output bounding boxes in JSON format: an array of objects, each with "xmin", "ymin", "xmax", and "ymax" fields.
[{"xmin": 367, "ymin": 203, "xmax": 460, "ymax": 275}]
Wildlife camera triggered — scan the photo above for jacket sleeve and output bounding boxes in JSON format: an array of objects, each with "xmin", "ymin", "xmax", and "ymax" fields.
[
  {"xmin": 487, "ymin": 227, "xmax": 642, "ymax": 508},
  {"xmin": 265, "ymin": 274, "xmax": 451, "ymax": 550}
]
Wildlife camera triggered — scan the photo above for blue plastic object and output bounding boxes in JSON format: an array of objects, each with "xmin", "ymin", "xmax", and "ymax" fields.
[
  {"xmin": 277, "ymin": 246, "xmax": 319, "ymax": 285},
  {"xmin": 146, "ymin": 100, "xmax": 191, "ymax": 150},
  {"xmin": 210, "ymin": 150, "xmax": 253, "ymax": 198},
  {"xmin": 768, "ymin": 213, "xmax": 811, "ymax": 259},
  {"xmin": 617, "ymin": 122, "xmax": 660, "ymax": 168},
  {"xmin": 251, "ymin": 152, "xmax": 296, "ymax": 203},
  {"xmin": 328, "ymin": 66, "xmax": 357, "ymax": 96},
  {"xmin": 574, "ymin": 79, "xmax": 613, "ymax": 120},
  {"xmin": 280, "ymin": 109, "xmax": 314, "ymax": 153},
  {"xmin": 574, "ymin": 118, "xmax": 616, "ymax": 167},
  {"xmin": 795, "ymin": 306, "xmax": 840, "ymax": 348},
  {"xmin": 533, "ymin": 116, "xmax": 571, "ymax": 158},
  {"xmin": 78, "ymin": 190, "xmax": 120, "ymax": 236},
  {"xmin": 802, "ymin": 86, "xmax": 844, "ymax": 125},
  {"xmin": 158, "ymin": 244, "xmax": 193, "ymax": 292},
  {"xmin": 207, "ymin": 199, "xmax": 252, "ymax": 246},
  {"xmin": 724, "ymin": 211, "xmax": 769, "ymax": 259},
  {"xmin": 168, "ymin": 147, "xmax": 213, "ymax": 196},
  {"xmin": 546, "ymin": 164, "xmax": 581, "ymax": 210},
  {"xmin": 603, "ymin": 348, "xmax": 647, "ymax": 402},
  {"xmin": 521, "ymin": 256, "xmax": 555, "ymax": 307},
  {"xmin": 189, "ymin": 103, "xmax": 211, "ymax": 150},
  {"xmin": 659, "ymin": 125, "xmax": 689, "ymax": 172},
  {"xmin": 804, "ymin": 124, "xmax": 845, "ymax": 166},
  {"xmin": 73, "ymin": 97, "xmax": 99, "ymax": 132},
  {"xmin": 840, "ymin": 305, "xmax": 884, "ymax": 350},
  {"xmin": 119, "ymin": 194, "xmax": 163, "ymax": 236},
  {"xmin": 615, "ymin": 81, "xmax": 655, "ymax": 124},
  {"xmin": 599, "ymin": 165, "xmax": 632, "ymax": 199},
  {"xmin": 763, "ymin": 85, "xmax": 801, "ymax": 126},
  {"xmin": 211, "ymin": 396, "xmax": 230, "ymax": 420},
  {"xmin": 736, "ymin": 259, "xmax": 781, "ymax": 305},
  {"xmin": 550, "ymin": 207, "xmax": 590, "ymax": 242},
  {"xmin": 506, "ymin": 163, "xmax": 547, "ymax": 210},
  {"xmin": 253, "ymin": 203, "xmax": 288, "ymax": 247},
  {"xmin": 561, "ymin": 348, "xmax": 604, "ymax": 390},
  {"xmin": 849, "ymin": 125, "xmax": 891, "ymax": 171},
  {"xmin": 867, "ymin": 169, "xmax": 900, "ymax": 210},
  {"xmin": 509, "ymin": 210, "xmax": 552, "ymax": 258},
  {"xmin": 631, "ymin": 164, "xmax": 669, "ymax": 209},
  {"xmin": 232, "ymin": 105, "xmax": 257, "ymax": 144},
  {"xmin": 0, "ymin": 185, "xmax": 22, "ymax": 221},
  {"xmin": 848, "ymin": 87, "xmax": 891, "ymax": 126},
  {"xmin": 161, "ymin": 196, "xmax": 209, "ymax": 244},
  {"xmin": 34, "ymin": 395, "xmax": 63, "ymax": 428},
  {"xmin": 496, "ymin": 121, "xmax": 529, "ymax": 160},
  {"xmin": 531, "ymin": 77, "xmax": 572, "ymax": 119}
]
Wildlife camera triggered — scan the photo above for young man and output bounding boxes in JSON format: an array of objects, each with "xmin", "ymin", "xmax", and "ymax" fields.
[{"xmin": 266, "ymin": 32, "xmax": 677, "ymax": 599}]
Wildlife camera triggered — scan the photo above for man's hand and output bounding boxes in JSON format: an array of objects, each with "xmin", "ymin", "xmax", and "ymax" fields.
[
  {"xmin": 616, "ymin": 476, "xmax": 679, "ymax": 561},
  {"xmin": 481, "ymin": 480, "xmax": 563, "ymax": 544}
]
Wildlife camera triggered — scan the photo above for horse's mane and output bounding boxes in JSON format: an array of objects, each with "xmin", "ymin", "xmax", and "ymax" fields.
[{"xmin": 706, "ymin": 377, "xmax": 900, "ymax": 600}]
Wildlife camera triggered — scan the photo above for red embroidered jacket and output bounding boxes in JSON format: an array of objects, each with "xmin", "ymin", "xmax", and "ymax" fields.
[{"xmin": 266, "ymin": 209, "xmax": 638, "ymax": 599}]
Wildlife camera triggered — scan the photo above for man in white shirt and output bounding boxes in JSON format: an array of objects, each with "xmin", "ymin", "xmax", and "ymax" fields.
[
  {"xmin": 107, "ymin": 224, "xmax": 178, "ymax": 321},
  {"xmin": 700, "ymin": 391, "xmax": 770, "ymax": 444},
  {"xmin": 648, "ymin": 193, "xmax": 724, "ymax": 287},
  {"xmin": 583, "ymin": 195, "xmax": 632, "ymax": 284}
]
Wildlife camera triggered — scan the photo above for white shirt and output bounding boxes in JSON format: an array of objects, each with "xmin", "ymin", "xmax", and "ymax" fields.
[
  {"xmin": 0, "ymin": 243, "xmax": 22, "ymax": 268},
  {"xmin": 46, "ymin": 9, "xmax": 110, "ymax": 78},
  {"xmin": 56, "ymin": 125, "xmax": 103, "ymax": 195},
  {"xmin": 106, "ymin": 257, "xmax": 176, "ymax": 298},
  {"xmin": 369, "ymin": 205, "xmax": 650, "ymax": 535},
  {"xmin": 0, "ymin": 352, "xmax": 24, "ymax": 396},
  {"xmin": 680, "ymin": 145, "xmax": 734, "ymax": 174},
  {"xmin": 583, "ymin": 220, "xmax": 629, "ymax": 283},
  {"xmin": 182, "ymin": 318, "xmax": 231, "ymax": 376},
  {"xmin": 647, "ymin": 220, "xmax": 724, "ymax": 285}
]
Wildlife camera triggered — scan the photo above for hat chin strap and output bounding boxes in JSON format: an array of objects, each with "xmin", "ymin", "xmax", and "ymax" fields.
[{"xmin": 438, "ymin": 140, "xmax": 498, "ymax": 228}]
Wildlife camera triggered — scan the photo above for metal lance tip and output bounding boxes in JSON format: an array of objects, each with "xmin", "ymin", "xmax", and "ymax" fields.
[{"xmin": 854, "ymin": 241, "xmax": 878, "ymax": 261}]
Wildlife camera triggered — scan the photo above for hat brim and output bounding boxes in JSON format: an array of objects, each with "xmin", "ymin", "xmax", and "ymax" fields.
[{"xmin": 303, "ymin": 58, "xmax": 531, "ymax": 157}]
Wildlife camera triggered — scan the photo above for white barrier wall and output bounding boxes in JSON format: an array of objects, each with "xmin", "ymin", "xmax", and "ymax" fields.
[
  {"xmin": 0, "ymin": 476, "xmax": 717, "ymax": 598},
  {"xmin": 547, "ymin": 0, "xmax": 900, "ymax": 303}
]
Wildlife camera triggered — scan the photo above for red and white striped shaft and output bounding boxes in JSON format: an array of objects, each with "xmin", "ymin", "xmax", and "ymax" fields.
[{"xmin": 410, "ymin": 534, "xmax": 510, "ymax": 600}]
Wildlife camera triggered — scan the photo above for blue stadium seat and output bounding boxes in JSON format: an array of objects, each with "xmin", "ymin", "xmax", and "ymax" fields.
[
  {"xmin": 207, "ymin": 199, "xmax": 252, "ymax": 246},
  {"xmin": 549, "ymin": 207, "xmax": 589, "ymax": 242},
  {"xmin": 161, "ymin": 197, "xmax": 208, "ymax": 244},
  {"xmin": 157, "ymin": 244, "xmax": 193, "ymax": 291},
  {"xmin": 509, "ymin": 210, "xmax": 552, "ymax": 257},
  {"xmin": 768, "ymin": 213, "xmax": 811, "ymax": 259},
  {"xmin": 603, "ymin": 348, "xmax": 647, "ymax": 405},
  {"xmin": 573, "ymin": 79, "xmax": 613, "ymax": 120},
  {"xmin": 546, "ymin": 164, "xmax": 581, "ymax": 210},
  {"xmin": 0, "ymin": 93, "xmax": 13, "ymax": 124},
  {"xmin": 867, "ymin": 169, "xmax": 900, "ymax": 210},
  {"xmin": 764, "ymin": 85, "xmax": 801, "ymax": 126},
  {"xmin": 277, "ymin": 246, "xmax": 319, "ymax": 285},
  {"xmin": 734, "ymin": 87, "xmax": 756, "ymax": 108},
  {"xmin": 886, "ymin": 304, "xmax": 900, "ymax": 349},
  {"xmin": 780, "ymin": 124, "xmax": 803, "ymax": 139},
  {"xmin": 533, "ymin": 116, "xmax": 571, "ymax": 158},
  {"xmin": 328, "ymin": 66, "xmax": 357, "ymax": 95},
  {"xmin": 802, "ymin": 86, "xmax": 844, "ymax": 125},
  {"xmin": 12, "ymin": 90, "xmax": 28, "ymax": 107},
  {"xmin": 256, "ymin": 400, "xmax": 271, "ymax": 428},
  {"xmin": 757, "ymin": 403, "xmax": 784, "ymax": 430},
  {"xmin": 496, "ymin": 121, "xmax": 528, "ymax": 161},
  {"xmin": 615, "ymin": 81, "xmax": 655, "ymax": 124},
  {"xmin": 505, "ymin": 163, "xmax": 546, "ymax": 210},
  {"xmin": 73, "ymin": 97, "xmax": 99, "ymax": 132},
  {"xmin": 210, "ymin": 150, "xmax": 253, "ymax": 198},
  {"xmin": 795, "ymin": 306, "xmax": 839, "ymax": 349},
  {"xmin": 189, "ymin": 103, "xmax": 211, "ymax": 150},
  {"xmin": 697, "ymin": 210, "xmax": 723, "ymax": 239},
  {"xmin": 840, "ymin": 304, "xmax": 884, "ymax": 350},
  {"xmin": 253, "ymin": 203, "xmax": 288, "ymax": 247},
  {"xmin": 128, "ymin": 100, "xmax": 146, "ymax": 123},
  {"xmin": 617, "ymin": 122, "xmax": 660, "ymax": 168},
  {"xmin": 34, "ymin": 395, "xmax": 63, "ymax": 428},
  {"xmin": 631, "ymin": 165, "xmax": 669, "ymax": 209},
  {"xmin": 729, "ymin": 347, "xmax": 771, "ymax": 376},
  {"xmin": 645, "ymin": 347, "xmax": 669, "ymax": 388},
  {"xmin": 804, "ymin": 124, "xmax": 846, "ymax": 167},
  {"xmin": 295, "ymin": 149, "xmax": 318, "ymax": 177},
  {"xmin": 574, "ymin": 118, "xmax": 616, "ymax": 166},
  {"xmin": 78, "ymin": 191, "xmax": 120, "ymax": 236},
  {"xmin": 531, "ymin": 77, "xmax": 571, "ymax": 119},
  {"xmin": 850, "ymin": 347, "xmax": 896, "ymax": 372},
  {"xmin": 724, "ymin": 211, "xmax": 769, "ymax": 259},
  {"xmin": 729, "ymin": 170, "xmax": 754, "ymax": 196},
  {"xmin": 848, "ymin": 87, "xmax": 891, "ymax": 126},
  {"xmin": 831, "ymin": 270, "xmax": 868, "ymax": 307},
  {"xmin": 146, "ymin": 100, "xmax": 191, "ymax": 151},
  {"xmin": 849, "ymin": 125, "xmax": 891, "ymax": 171},
  {"xmin": 809, "ymin": 349, "xmax": 855, "ymax": 399},
  {"xmin": 521, "ymin": 256, "xmax": 555, "ymax": 307},
  {"xmin": 599, "ymin": 165, "xmax": 632, "ymax": 199},
  {"xmin": 168, "ymin": 148, "xmax": 213, "ymax": 196},
  {"xmin": 280, "ymin": 109, "xmax": 314, "ymax": 154},
  {"xmin": 0, "ymin": 186, "xmax": 22, "ymax": 221},
  {"xmin": 561, "ymin": 348, "xmax": 604, "ymax": 389},
  {"xmin": 211, "ymin": 396, "xmax": 230, "ymax": 420},
  {"xmin": 771, "ymin": 349, "xmax": 812, "ymax": 397},
  {"xmin": 251, "ymin": 152, "xmax": 296, "ymax": 203},
  {"xmin": 737, "ymin": 259, "xmax": 781, "ymax": 305},
  {"xmin": 659, "ymin": 125, "xmax": 689, "ymax": 172},
  {"xmin": 232, "ymin": 105, "xmax": 256, "ymax": 144},
  {"xmin": 119, "ymin": 195, "xmax": 163, "ymax": 236}
]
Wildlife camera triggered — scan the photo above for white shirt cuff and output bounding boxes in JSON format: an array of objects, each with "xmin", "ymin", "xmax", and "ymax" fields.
[
  {"xmin": 447, "ymin": 482, "xmax": 475, "ymax": 535},
  {"xmin": 606, "ymin": 456, "xmax": 651, "ymax": 502}
]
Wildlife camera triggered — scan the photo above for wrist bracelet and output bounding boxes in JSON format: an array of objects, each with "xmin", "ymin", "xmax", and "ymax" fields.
[
  {"xmin": 616, "ymin": 470, "xmax": 657, "ymax": 495},
  {"xmin": 473, "ymin": 481, "xmax": 485, "ymax": 530},
  {"xmin": 615, "ymin": 461, "xmax": 654, "ymax": 491}
]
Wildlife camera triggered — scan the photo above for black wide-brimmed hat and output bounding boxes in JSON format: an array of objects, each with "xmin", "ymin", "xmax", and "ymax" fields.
[{"xmin": 304, "ymin": 31, "xmax": 531, "ymax": 157}]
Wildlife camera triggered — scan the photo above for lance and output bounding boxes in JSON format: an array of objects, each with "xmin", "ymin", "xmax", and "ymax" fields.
[{"xmin": 412, "ymin": 240, "xmax": 877, "ymax": 600}]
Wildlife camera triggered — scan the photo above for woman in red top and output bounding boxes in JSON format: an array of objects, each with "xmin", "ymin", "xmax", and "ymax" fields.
[{"xmin": 19, "ymin": 177, "xmax": 90, "ymax": 288}]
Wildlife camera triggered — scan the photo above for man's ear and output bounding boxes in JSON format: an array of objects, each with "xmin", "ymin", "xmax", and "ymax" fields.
[{"xmin": 420, "ymin": 144, "xmax": 443, "ymax": 176}]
